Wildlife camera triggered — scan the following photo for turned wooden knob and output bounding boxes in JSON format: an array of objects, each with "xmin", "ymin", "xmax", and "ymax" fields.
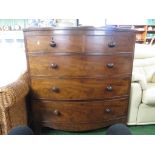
[
  {"xmin": 50, "ymin": 40, "xmax": 56, "ymax": 47},
  {"xmin": 107, "ymin": 63, "xmax": 114, "ymax": 68},
  {"xmin": 53, "ymin": 109, "xmax": 60, "ymax": 115},
  {"xmin": 106, "ymin": 85, "xmax": 113, "ymax": 91},
  {"xmin": 52, "ymin": 86, "xmax": 60, "ymax": 93},
  {"xmin": 108, "ymin": 42, "xmax": 116, "ymax": 48},
  {"xmin": 50, "ymin": 63, "xmax": 58, "ymax": 69},
  {"xmin": 105, "ymin": 108, "xmax": 111, "ymax": 113}
]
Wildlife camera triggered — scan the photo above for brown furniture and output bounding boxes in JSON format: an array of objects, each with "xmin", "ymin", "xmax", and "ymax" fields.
[
  {"xmin": 131, "ymin": 25, "xmax": 155, "ymax": 44},
  {"xmin": 107, "ymin": 24, "xmax": 155, "ymax": 45},
  {"xmin": 23, "ymin": 27, "xmax": 135, "ymax": 132},
  {"xmin": 0, "ymin": 72, "xmax": 29, "ymax": 134}
]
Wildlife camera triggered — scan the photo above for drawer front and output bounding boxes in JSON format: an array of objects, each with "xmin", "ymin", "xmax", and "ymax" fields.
[
  {"xmin": 26, "ymin": 35, "xmax": 83, "ymax": 52},
  {"xmin": 85, "ymin": 35, "xmax": 135, "ymax": 53},
  {"xmin": 28, "ymin": 53, "xmax": 133, "ymax": 77},
  {"xmin": 31, "ymin": 77, "xmax": 130, "ymax": 100},
  {"xmin": 32, "ymin": 98, "xmax": 128, "ymax": 123}
]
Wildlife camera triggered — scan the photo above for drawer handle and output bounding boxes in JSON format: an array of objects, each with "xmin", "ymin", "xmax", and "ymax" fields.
[
  {"xmin": 50, "ymin": 40, "xmax": 56, "ymax": 47},
  {"xmin": 106, "ymin": 63, "xmax": 114, "ymax": 68},
  {"xmin": 106, "ymin": 85, "xmax": 113, "ymax": 91},
  {"xmin": 52, "ymin": 86, "xmax": 60, "ymax": 93},
  {"xmin": 50, "ymin": 63, "xmax": 58, "ymax": 69},
  {"xmin": 108, "ymin": 42, "xmax": 116, "ymax": 48},
  {"xmin": 53, "ymin": 109, "xmax": 60, "ymax": 116},
  {"xmin": 105, "ymin": 108, "xmax": 111, "ymax": 113}
]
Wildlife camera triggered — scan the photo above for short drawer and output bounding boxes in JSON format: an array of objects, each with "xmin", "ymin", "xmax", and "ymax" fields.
[
  {"xmin": 32, "ymin": 98, "xmax": 128, "ymax": 123},
  {"xmin": 26, "ymin": 35, "xmax": 83, "ymax": 53},
  {"xmin": 85, "ymin": 34, "xmax": 135, "ymax": 53},
  {"xmin": 31, "ymin": 77, "xmax": 130, "ymax": 100},
  {"xmin": 28, "ymin": 53, "xmax": 133, "ymax": 77}
]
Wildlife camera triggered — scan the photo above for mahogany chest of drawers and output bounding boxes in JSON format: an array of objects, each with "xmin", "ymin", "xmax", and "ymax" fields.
[{"xmin": 23, "ymin": 27, "xmax": 135, "ymax": 132}]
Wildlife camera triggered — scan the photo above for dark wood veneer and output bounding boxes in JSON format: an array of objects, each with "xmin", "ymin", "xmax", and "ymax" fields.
[
  {"xmin": 26, "ymin": 35, "xmax": 83, "ymax": 53},
  {"xmin": 23, "ymin": 27, "xmax": 135, "ymax": 132},
  {"xmin": 31, "ymin": 77, "xmax": 130, "ymax": 100},
  {"xmin": 32, "ymin": 98, "xmax": 128, "ymax": 131},
  {"xmin": 29, "ymin": 53, "xmax": 133, "ymax": 77}
]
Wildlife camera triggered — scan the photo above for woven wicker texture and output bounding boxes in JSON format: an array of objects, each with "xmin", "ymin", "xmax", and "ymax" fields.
[{"xmin": 0, "ymin": 72, "xmax": 29, "ymax": 135}]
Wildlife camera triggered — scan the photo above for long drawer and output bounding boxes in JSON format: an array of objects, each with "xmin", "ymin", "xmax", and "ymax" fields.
[
  {"xmin": 28, "ymin": 53, "xmax": 133, "ymax": 77},
  {"xmin": 31, "ymin": 77, "xmax": 130, "ymax": 100},
  {"xmin": 26, "ymin": 34, "xmax": 135, "ymax": 53},
  {"xmin": 32, "ymin": 98, "xmax": 128, "ymax": 124}
]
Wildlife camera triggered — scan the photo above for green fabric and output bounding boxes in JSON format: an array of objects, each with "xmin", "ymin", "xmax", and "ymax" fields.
[{"xmin": 42, "ymin": 125, "xmax": 155, "ymax": 135}]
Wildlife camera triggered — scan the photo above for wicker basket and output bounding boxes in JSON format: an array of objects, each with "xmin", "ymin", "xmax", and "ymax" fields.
[{"xmin": 0, "ymin": 72, "xmax": 29, "ymax": 135}]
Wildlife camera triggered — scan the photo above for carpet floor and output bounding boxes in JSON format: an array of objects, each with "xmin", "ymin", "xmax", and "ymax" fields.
[{"xmin": 42, "ymin": 125, "xmax": 155, "ymax": 135}]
